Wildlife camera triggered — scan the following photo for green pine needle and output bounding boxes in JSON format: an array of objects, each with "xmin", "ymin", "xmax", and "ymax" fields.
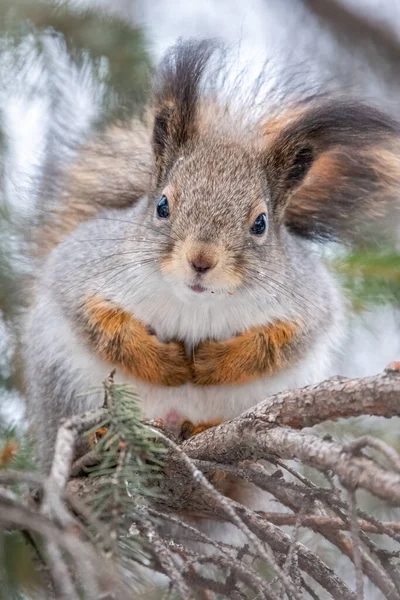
[
  {"xmin": 86, "ymin": 381, "xmax": 165, "ymax": 567},
  {"xmin": 332, "ymin": 247, "xmax": 400, "ymax": 310}
]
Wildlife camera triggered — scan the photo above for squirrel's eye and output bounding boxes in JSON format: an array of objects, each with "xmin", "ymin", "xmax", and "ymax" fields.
[
  {"xmin": 250, "ymin": 213, "xmax": 267, "ymax": 235},
  {"xmin": 156, "ymin": 195, "xmax": 170, "ymax": 219}
]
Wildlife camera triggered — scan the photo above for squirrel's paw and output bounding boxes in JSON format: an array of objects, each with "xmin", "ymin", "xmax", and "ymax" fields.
[
  {"xmin": 82, "ymin": 297, "xmax": 192, "ymax": 387},
  {"xmin": 144, "ymin": 337, "xmax": 192, "ymax": 386},
  {"xmin": 179, "ymin": 418, "xmax": 223, "ymax": 440},
  {"xmin": 193, "ymin": 320, "xmax": 299, "ymax": 386},
  {"xmin": 192, "ymin": 335, "xmax": 256, "ymax": 386},
  {"xmin": 88, "ymin": 426, "xmax": 109, "ymax": 447},
  {"xmin": 122, "ymin": 318, "xmax": 192, "ymax": 386}
]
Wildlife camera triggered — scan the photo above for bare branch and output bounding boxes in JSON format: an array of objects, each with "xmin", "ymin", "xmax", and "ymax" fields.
[
  {"xmin": 231, "ymin": 501, "xmax": 356, "ymax": 600},
  {"xmin": 348, "ymin": 489, "xmax": 364, "ymax": 600},
  {"xmin": 9, "ymin": 367, "xmax": 399, "ymax": 598},
  {"xmin": 0, "ymin": 491, "xmax": 127, "ymax": 598},
  {"xmin": 150, "ymin": 427, "xmax": 301, "ymax": 600},
  {"xmin": 251, "ymin": 367, "xmax": 400, "ymax": 430},
  {"xmin": 45, "ymin": 409, "xmax": 108, "ymax": 504},
  {"xmin": 44, "ymin": 542, "xmax": 77, "ymax": 600},
  {"xmin": 344, "ymin": 435, "xmax": 400, "ymax": 473},
  {"xmin": 40, "ymin": 409, "xmax": 110, "ymax": 599},
  {"xmin": 255, "ymin": 513, "xmax": 400, "ymax": 534},
  {"xmin": 180, "ymin": 370, "xmax": 400, "ymax": 505},
  {"xmin": 137, "ymin": 511, "xmax": 194, "ymax": 600}
]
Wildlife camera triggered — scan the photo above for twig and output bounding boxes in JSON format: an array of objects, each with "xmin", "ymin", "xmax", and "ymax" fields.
[
  {"xmin": 155, "ymin": 434, "xmax": 356, "ymax": 600},
  {"xmin": 161, "ymin": 582, "xmax": 174, "ymax": 600},
  {"xmin": 45, "ymin": 409, "xmax": 108, "ymax": 505},
  {"xmin": 348, "ymin": 489, "xmax": 364, "ymax": 600},
  {"xmin": 136, "ymin": 506, "xmax": 193, "ymax": 600},
  {"xmin": 305, "ymin": 489, "xmax": 400, "ymax": 600},
  {"xmin": 353, "ymin": 508, "xmax": 400, "ymax": 545},
  {"xmin": 40, "ymin": 409, "xmax": 109, "ymax": 599},
  {"xmin": 225, "ymin": 544, "xmax": 249, "ymax": 599},
  {"xmin": 183, "ymin": 424, "xmax": 400, "ymax": 505},
  {"xmin": 0, "ymin": 492, "xmax": 129, "ymax": 599},
  {"xmin": 142, "ymin": 437, "xmax": 400, "ymax": 598},
  {"xmin": 250, "ymin": 464, "xmax": 400, "ymax": 599},
  {"xmin": 344, "ymin": 436, "xmax": 400, "ymax": 473},
  {"xmin": 184, "ymin": 568, "xmax": 248, "ymax": 598},
  {"xmin": 71, "ymin": 449, "xmax": 102, "ymax": 477},
  {"xmin": 283, "ymin": 502, "xmax": 305, "ymax": 585},
  {"xmin": 0, "ymin": 495, "xmax": 91, "ymax": 595},
  {"xmin": 231, "ymin": 501, "xmax": 355, "ymax": 600},
  {"xmin": 299, "ymin": 577, "xmax": 320, "ymax": 600},
  {"xmin": 21, "ymin": 529, "xmax": 48, "ymax": 570},
  {"xmin": 147, "ymin": 507, "xmax": 255, "ymax": 559},
  {"xmin": 44, "ymin": 366, "xmax": 400, "ymax": 598},
  {"xmin": 180, "ymin": 547, "xmax": 272, "ymax": 600},
  {"xmin": 235, "ymin": 367, "xmax": 400, "ymax": 430},
  {"xmin": 45, "ymin": 542, "xmax": 77, "ymax": 600},
  {"xmin": 150, "ymin": 427, "xmax": 302, "ymax": 600},
  {"xmin": 0, "ymin": 470, "xmax": 43, "ymax": 486},
  {"xmin": 255, "ymin": 512, "xmax": 400, "ymax": 534},
  {"xmin": 103, "ymin": 368, "xmax": 116, "ymax": 410}
]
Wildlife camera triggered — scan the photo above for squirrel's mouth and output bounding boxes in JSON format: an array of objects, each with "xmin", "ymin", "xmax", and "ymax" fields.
[{"xmin": 188, "ymin": 284, "xmax": 207, "ymax": 293}]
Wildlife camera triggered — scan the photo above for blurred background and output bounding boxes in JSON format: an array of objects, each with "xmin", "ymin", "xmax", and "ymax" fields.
[{"xmin": 0, "ymin": 1, "xmax": 399, "ymax": 597}]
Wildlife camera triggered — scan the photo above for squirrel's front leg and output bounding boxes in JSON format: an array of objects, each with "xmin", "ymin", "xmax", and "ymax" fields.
[
  {"xmin": 192, "ymin": 320, "xmax": 301, "ymax": 386},
  {"xmin": 78, "ymin": 296, "xmax": 192, "ymax": 386}
]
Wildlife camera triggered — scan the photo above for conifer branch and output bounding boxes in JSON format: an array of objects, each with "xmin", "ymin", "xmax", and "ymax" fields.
[{"xmin": 2, "ymin": 367, "xmax": 400, "ymax": 598}]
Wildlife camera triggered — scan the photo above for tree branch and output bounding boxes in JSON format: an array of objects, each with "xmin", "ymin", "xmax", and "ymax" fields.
[
  {"xmin": 4, "ymin": 367, "xmax": 398, "ymax": 599},
  {"xmin": 255, "ymin": 513, "xmax": 400, "ymax": 534},
  {"xmin": 249, "ymin": 366, "xmax": 400, "ymax": 430},
  {"xmin": 180, "ymin": 369, "xmax": 400, "ymax": 504}
]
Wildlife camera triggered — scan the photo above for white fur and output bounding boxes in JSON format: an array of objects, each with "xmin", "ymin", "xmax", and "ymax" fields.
[{"xmin": 43, "ymin": 258, "xmax": 347, "ymax": 425}]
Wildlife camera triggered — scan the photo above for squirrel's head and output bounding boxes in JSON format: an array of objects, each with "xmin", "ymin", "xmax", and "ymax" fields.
[
  {"xmin": 145, "ymin": 39, "xmax": 400, "ymax": 300},
  {"xmin": 151, "ymin": 136, "xmax": 274, "ymax": 296}
]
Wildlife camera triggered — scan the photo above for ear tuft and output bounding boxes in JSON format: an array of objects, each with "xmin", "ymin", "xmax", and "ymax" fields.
[
  {"xmin": 263, "ymin": 101, "xmax": 400, "ymax": 241},
  {"xmin": 152, "ymin": 38, "xmax": 217, "ymax": 184}
]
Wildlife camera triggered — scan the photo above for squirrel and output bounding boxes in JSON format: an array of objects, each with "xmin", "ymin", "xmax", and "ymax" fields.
[{"xmin": 22, "ymin": 39, "xmax": 400, "ymax": 473}]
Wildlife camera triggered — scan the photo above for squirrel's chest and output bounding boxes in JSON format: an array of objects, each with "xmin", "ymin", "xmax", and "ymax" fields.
[
  {"xmin": 116, "ymin": 337, "xmax": 333, "ymax": 425},
  {"xmin": 119, "ymin": 377, "xmax": 271, "ymax": 424},
  {"xmin": 128, "ymin": 289, "xmax": 285, "ymax": 346},
  {"xmin": 72, "ymin": 311, "xmax": 338, "ymax": 425}
]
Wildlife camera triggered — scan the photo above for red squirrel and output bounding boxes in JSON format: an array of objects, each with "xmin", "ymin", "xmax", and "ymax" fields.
[{"xmin": 23, "ymin": 40, "xmax": 400, "ymax": 471}]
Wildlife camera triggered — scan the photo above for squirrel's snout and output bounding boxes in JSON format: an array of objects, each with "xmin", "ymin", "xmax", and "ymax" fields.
[{"xmin": 189, "ymin": 255, "xmax": 217, "ymax": 274}]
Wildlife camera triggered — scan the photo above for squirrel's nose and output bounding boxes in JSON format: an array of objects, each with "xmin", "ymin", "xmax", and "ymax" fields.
[{"xmin": 190, "ymin": 256, "xmax": 216, "ymax": 274}]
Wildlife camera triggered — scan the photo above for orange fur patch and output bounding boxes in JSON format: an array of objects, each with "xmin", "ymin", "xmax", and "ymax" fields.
[
  {"xmin": 82, "ymin": 297, "xmax": 300, "ymax": 388},
  {"xmin": 0, "ymin": 440, "xmax": 19, "ymax": 468},
  {"xmin": 193, "ymin": 320, "xmax": 300, "ymax": 386},
  {"xmin": 83, "ymin": 296, "xmax": 192, "ymax": 386},
  {"xmin": 88, "ymin": 427, "xmax": 109, "ymax": 447},
  {"xmin": 180, "ymin": 418, "xmax": 223, "ymax": 439},
  {"xmin": 262, "ymin": 106, "xmax": 400, "ymax": 242}
]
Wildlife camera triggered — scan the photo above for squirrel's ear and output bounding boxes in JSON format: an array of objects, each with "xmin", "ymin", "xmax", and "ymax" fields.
[
  {"xmin": 264, "ymin": 139, "xmax": 315, "ymax": 218},
  {"xmin": 264, "ymin": 101, "xmax": 400, "ymax": 241},
  {"xmin": 152, "ymin": 39, "xmax": 216, "ymax": 185}
]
